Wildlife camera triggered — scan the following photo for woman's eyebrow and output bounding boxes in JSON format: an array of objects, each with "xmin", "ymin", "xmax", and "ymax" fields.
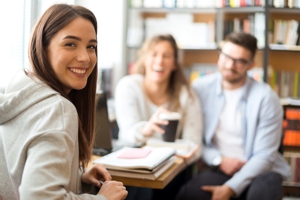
[{"xmin": 63, "ymin": 35, "xmax": 97, "ymax": 43}]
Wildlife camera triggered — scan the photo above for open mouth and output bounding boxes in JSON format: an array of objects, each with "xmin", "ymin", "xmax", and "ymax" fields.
[
  {"xmin": 153, "ymin": 66, "xmax": 164, "ymax": 72},
  {"xmin": 70, "ymin": 68, "xmax": 86, "ymax": 74}
]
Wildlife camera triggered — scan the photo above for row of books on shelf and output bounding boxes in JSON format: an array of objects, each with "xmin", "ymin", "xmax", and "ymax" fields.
[
  {"xmin": 130, "ymin": 0, "xmax": 265, "ymax": 8},
  {"xmin": 283, "ymin": 107, "xmax": 300, "ymax": 146},
  {"xmin": 269, "ymin": 70, "xmax": 300, "ymax": 99},
  {"xmin": 270, "ymin": 19, "xmax": 300, "ymax": 46},
  {"xmin": 187, "ymin": 64, "xmax": 263, "ymax": 83},
  {"xmin": 127, "ymin": 13, "xmax": 216, "ymax": 49},
  {"xmin": 272, "ymin": 0, "xmax": 300, "ymax": 8},
  {"xmin": 223, "ymin": 13, "xmax": 265, "ymax": 48},
  {"xmin": 284, "ymin": 152, "xmax": 300, "ymax": 185}
]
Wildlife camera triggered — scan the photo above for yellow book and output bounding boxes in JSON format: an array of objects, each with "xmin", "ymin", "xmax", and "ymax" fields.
[
  {"xmin": 270, "ymin": 70, "xmax": 276, "ymax": 90},
  {"xmin": 190, "ymin": 71, "xmax": 199, "ymax": 83},
  {"xmin": 294, "ymin": 72, "xmax": 299, "ymax": 97},
  {"xmin": 230, "ymin": 0, "xmax": 235, "ymax": 7}
]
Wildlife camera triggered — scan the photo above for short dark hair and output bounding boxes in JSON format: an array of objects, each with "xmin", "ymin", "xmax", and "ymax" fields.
[{"xmin": 225, "ymin": 32, "xmax": 257, "ymax": 60}]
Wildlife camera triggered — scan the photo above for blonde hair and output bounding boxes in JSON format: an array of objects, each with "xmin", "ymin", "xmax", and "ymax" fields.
[{"xmin": 133, "ymin": 34, "xmax": 191, "ymax": 111}]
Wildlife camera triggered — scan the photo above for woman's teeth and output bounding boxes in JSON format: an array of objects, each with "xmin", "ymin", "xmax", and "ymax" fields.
[
  {"xmin": 70, "ymin": 68, "xmax": 86, "ymax": 74},
  {"xmin": 153, "ymin": 67, "xmax": 163, "ymax": 72}
]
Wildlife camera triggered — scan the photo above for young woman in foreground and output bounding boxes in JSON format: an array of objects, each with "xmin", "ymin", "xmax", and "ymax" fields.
[{"xmin": 0, "ymin": 4, "xmax": 127, "ymax": 200}]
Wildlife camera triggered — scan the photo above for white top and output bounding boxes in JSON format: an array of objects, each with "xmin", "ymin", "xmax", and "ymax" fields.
[
  {"xmin": 115, "ymin": 74, "xmax": 203, "ymax": 164},
  {"xmin": 213, "ymin": 86, "xmax": 246, "ymax": 161}
]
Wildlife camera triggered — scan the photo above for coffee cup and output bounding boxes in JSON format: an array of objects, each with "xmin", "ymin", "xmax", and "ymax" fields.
[{"xmin": 158, "ymin": 112, "xmax": 181, "ymax": 142}]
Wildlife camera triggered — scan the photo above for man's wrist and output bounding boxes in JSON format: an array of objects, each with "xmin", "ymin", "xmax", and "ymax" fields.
[
  {"xmin": 223, "ymin": 184, "xmax": 235, "ymax": 197},
  {"xmin": 211, "ymin": 155, "xmax": 222, "ymax": 168}
]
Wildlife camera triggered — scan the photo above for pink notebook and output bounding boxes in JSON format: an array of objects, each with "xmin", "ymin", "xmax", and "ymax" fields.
[{"xmin": 118, "ymin": 148, "xmax": 152, "ymax": 159}]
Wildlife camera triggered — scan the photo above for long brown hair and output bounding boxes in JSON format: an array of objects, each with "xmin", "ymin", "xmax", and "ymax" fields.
[
  {"xmin": 28, "ymin": 4, "xmax": 98, "ymax": 168},
  {"xmin": 134, "ymin": 34, "xmax": 191, "ymax": 111}
]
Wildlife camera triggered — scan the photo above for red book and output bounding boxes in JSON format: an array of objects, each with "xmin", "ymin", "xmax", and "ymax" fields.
[{"xmin": 240, "ymin": 0, "xmax": 246, "ymax": 6}]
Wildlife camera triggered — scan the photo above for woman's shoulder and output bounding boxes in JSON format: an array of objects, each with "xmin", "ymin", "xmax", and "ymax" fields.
[
  {"xmin": 118, "ymin": 74, "xmax": 143, "ymax": 84},
  {"xmin": 116, "ymin": 74, "xmax": 144, "ymax": 92}
]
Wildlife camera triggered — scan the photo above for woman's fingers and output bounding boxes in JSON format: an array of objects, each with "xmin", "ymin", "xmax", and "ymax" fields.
[
  {"xmin": 93, "ymin": 163, "xmax": 112, "ymax": 181},
  {"xmin": 151, "ymin": 124, "xmax": 165, "ymax": 134}
]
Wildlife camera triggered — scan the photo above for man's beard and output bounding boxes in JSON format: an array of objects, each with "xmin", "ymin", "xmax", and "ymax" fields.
[{"xmin": 222, "ymin": 69, "xmax": 247, "ymax": 84}]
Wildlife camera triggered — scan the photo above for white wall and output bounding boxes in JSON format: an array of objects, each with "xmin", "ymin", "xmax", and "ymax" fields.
[{"xmin": 76, "ymin": 0, "xmax": 127, "ymax": 96}]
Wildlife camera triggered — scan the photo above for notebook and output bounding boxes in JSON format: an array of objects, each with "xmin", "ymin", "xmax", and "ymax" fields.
[{"xmin": 93, "ymin": 92, "xmax": 142, "ymax": 156}]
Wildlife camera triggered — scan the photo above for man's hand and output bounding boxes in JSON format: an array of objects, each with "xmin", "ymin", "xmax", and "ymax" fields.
[
  {"xmin": 219, "ymin": 157, "xmax": 245, "ymax": 176},
  {"xmin": 201, "ymin": 185, "xmax": 234, "ymax": 200}
]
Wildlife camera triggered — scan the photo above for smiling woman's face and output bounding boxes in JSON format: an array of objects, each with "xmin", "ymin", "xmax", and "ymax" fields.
[
  {"xmin": 47, "ymin": 17, "xmax": 97, "ymax": 94},
  {"xmin": 144, "ymin": 41, "xmax": 175, "ymax": 84}
]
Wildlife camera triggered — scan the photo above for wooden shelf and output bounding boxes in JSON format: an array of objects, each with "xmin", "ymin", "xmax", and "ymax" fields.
[
  {"xmin": 270, "ymin": 12, "xmax": 300, "ymax": 20},
  {"xmin": 130, "ymin": 7, "xmax": 265, "ymax": 14},
  {"xmin": 130, "ymin": 7, "xmax": 218, "ymax": 13},
  {"xmin": 269, "ymin": 8, "xmax": 300, "ymax": 14},
  {"xmin": 283, "ymin": 182, "xmax": 300, "ymax": 187},
  {"xmin": 269, "ymin": 44, "xmax": 300, "ymax": 51},
  {"xmin": 283, "ymin": 146, "xmax": 300, "ymax": 153},
  {"xmin": 221, "ymin": 7, "xmax": 265, "ymax": 13},
  {"xmin": 269, "ymin": 51, "xmax": 300, "ymax": 71},
  {"xmin": 127, "ymin": 46, "xmax": 218, "ymax": 50}
]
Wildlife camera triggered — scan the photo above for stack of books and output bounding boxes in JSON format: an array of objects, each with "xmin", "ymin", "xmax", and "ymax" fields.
[{"xmin": 93, "ymin": 147, "xmax": 176, "ymax": 180}]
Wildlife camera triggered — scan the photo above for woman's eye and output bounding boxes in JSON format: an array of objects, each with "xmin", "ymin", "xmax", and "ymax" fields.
[
  {"xmin": 65, "ymin": 43, "xmax": 75, "ymax": 47},
  {"xmin": 88, "ymin": 45, "xmax": 97, "ymax": 50},
  {"xmin": 164, "ymin": 54, "xmax": 172, "ymax": 58}
]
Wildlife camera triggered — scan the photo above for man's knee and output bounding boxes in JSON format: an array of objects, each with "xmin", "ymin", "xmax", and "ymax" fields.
[{"xmin": 246, "ymin": 172, "xmax": 283, "ymax": 200}]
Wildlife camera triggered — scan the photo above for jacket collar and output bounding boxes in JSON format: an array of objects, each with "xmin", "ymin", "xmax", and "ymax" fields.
[{"xmin": 216, "ymin": 72, "xmax": 252, "ymax": 101}]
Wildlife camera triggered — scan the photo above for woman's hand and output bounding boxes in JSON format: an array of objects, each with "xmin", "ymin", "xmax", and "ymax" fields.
[
  {"xmin": 98, "ymin": 181, "xmax": 128, "ymax": 200},
  {"xmin": 141, "ymin": 106, "xmax": 170, "ymax": 137},
  {"xmin": 81, "ymin": 163, "xmax": 112, "ymax": 188}
]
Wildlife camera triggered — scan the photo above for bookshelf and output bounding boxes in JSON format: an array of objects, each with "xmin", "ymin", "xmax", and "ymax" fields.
[{"xmin": 125, "ymin": 1, "xmax": 300, "ymax": 82}]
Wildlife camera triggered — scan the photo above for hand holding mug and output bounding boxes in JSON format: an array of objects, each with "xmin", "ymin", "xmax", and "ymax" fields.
[
  {"xmin": 158, "ymin": 112, "xmax": 181, "ymax": 142},
  {"xmin": 141, "ymin": 107, "xmax": 170, "ymax": 137}
]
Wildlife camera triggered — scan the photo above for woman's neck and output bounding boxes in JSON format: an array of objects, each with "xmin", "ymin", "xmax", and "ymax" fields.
[{"xmin": 144, "ymin": 78, "xmax": 169, "ymax": 106}]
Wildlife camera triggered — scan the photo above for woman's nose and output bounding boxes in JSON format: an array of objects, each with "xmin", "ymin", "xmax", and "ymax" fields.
[{"xmin": 76, "ymin": 48, "xmax": 90, "ymax": 64}]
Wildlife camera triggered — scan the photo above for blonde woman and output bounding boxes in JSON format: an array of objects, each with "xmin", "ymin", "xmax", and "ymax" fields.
[{"xmin": 116, "ymin": 34, "xmax": 203, "ymax": 156}]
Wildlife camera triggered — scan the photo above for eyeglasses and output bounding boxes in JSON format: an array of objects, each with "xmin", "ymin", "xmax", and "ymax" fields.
[{"xmin": 219, "ymin": 51, "xmax": 253, "ymax": 68}]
